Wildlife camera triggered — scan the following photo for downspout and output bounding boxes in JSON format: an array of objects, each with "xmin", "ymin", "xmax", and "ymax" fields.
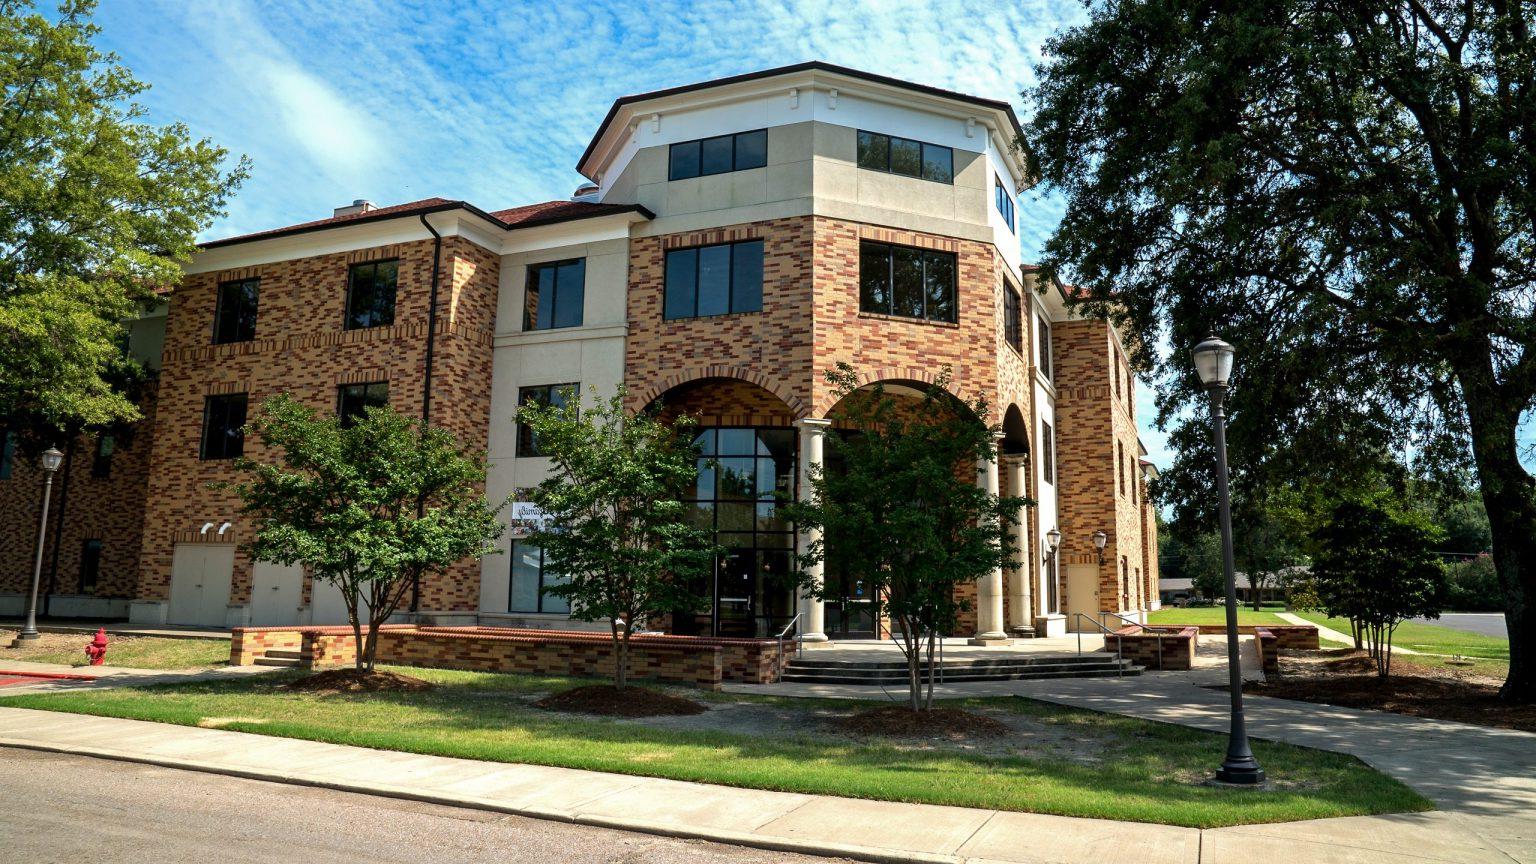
[{"xmin": 411, "ymin": 213, "xmax": 444, "ymax": 615}]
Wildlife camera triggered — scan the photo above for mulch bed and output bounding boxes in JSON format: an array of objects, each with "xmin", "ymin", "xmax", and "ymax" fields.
[
  {"xmin": 534, "ymin": 684, "xmax": 707, "ymax": 717},
  {"xmin": 283, "ymin": 668, "xmax": 435, "ymax": 693},
  {"xmin": 835, "ymin": 705, "xmax": 1012, "ymax": 739},
  {"xmin": 1245, "ymin": 649, "xmax": 1535, "ymax": 733}
]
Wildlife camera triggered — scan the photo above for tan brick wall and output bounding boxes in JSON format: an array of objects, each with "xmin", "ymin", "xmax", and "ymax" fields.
[{"xmin": 138, "ymin": 236, "xmax": 497, "ymax": 613}]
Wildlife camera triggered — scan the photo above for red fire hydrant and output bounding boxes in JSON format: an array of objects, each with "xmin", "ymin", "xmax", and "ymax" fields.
[{"xmin": 84, "ymin": 628, "xmax": 109, "ymax": 666}]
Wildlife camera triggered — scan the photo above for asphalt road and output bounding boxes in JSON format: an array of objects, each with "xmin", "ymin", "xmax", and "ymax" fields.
[
  {"xmin": 1411, "ymin": 613, "xmax": 1508, "ymax": 638},
  {"xmin": 0, "ymin": 748, "xmax": 839, "ymax": 864}
]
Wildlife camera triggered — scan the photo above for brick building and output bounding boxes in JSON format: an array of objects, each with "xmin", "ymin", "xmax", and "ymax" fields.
[{"xmin": 0, "ymin": 62, "xmax": 1159, "ymax": 639}]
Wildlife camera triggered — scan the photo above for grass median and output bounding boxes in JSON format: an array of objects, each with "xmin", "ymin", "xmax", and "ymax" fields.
[
  {"xmin": 0, "ymin": 631, "xmax": 229, "ymax": 670},
  {"xmin": 0, "ymin": 666, "xmax": 1429, "ymax": 827},
  {"xmin": 1146, "ymin": 607, "xmax": 1291, "ymax": 626}
]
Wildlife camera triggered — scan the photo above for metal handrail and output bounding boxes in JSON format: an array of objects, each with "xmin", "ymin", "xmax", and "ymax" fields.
[
  {"xmin": 1099, "ymin": 611, "xmax": 1174, "ymax": 671},
  {"xmin": 775, "ymin": 612, "xmax": 803, "ymax": 679},
  {"xmin": 1071, "ymin": 612, "xmax": 1125, "ymax": 676}
]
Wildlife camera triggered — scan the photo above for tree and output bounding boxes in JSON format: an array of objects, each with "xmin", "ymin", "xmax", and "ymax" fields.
[
  {"xmin": 1233, "ymin": 493, "xmax": 1307, "ymax": 610},
  {"xmin": 1026, "ymin": 1, "xmax": 1536, "ymax": 701},
  {"xmin": 784, "ymin": 365, "xmax": 1029, "ymax": 712},
  {"xmin": 2, "ymin": 0, "xmax": 247, "ymax": 443},
  {"xmin": 225, "ymin": 396, "xmax": 504, "ymax": 674},
  {"xmin": 1312, "ymin": 494, "xmax": 1448, "ymax": 676},
  {"xmin": 517, "ymin": 388, "xmax": 716, "ymax": 690}
]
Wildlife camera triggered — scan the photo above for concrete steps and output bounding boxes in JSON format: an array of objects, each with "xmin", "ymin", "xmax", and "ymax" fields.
[
  {"xmin": 253, "ymin": 649, "xmax": 303, "ymax": 668},
  {"xmin": 779, "ymin": 654, "xmax": 1140, "ymax": 685}
]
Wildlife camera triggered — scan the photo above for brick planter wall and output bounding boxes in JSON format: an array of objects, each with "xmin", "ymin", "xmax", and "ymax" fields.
[
  {"xmin": 1104, "ymin": 625, "xmax": 1197, "ymax": 671},
  {"xmin": 1254, "ymin": 627, "xmax": 1281, "ymax": 679}
]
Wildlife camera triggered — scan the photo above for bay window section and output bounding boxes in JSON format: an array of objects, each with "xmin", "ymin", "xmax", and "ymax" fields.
[
  {"xmin": 663, "ymin": 240, "xmax": 763, "ymax": 320},
  {"xmin": 858, "ymin": 241, "xmax": 957, "ymax": 323},
  {"xmin": 856, "ymin": 131, "xmax": 953, "ymax": 183},
  {"xmin": 668, "ymin": 130, "xmax": 768, "ymax": 180}
]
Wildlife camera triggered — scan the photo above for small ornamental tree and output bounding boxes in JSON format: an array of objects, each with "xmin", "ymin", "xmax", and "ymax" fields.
[
  {"xmin": 784, "ymin": 364, "xmax": 1029, "ymax": 712},
  {"xmin": 225, "ymin": 395, "xmax": 504, "ymax": 674},
  {"xmin": 518, "ymin": 388, "xmax": 716, "ymax": 690},
  {"xmin": 1312, "ymin": 495, "xmax": 1448, "ymax": 677}
]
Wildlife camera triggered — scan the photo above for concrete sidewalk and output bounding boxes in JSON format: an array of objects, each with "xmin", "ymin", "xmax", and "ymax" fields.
[
  {"xmin": 0, "ymin": 658, "xmax": 272, "ymax": 693},
  {"xmin": 2, "ymin": 679, "xmax": 1532, "ymax": 864}
]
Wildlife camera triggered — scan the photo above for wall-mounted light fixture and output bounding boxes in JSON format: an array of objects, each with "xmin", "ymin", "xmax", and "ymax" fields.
[{"xmin": 1091, "ymin": 530, "xmax": 1108, "ymax": 565}]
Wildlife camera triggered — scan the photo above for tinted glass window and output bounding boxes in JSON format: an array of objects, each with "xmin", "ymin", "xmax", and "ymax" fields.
[
  {"xmin": 664, "ymin": 240, "xmax": 764, "ymax": 320},
  {"xmin": 1004, "ymin": 286, "xmax": 1023, "ymax": 354},
  {"xmin": 858, "ymin": 242, "xmax": 956, "ymax": 323},
  {"xmin": 213, "ymin": 278, "xmax": 259, "ymax": 344},
  {"xmin": 525, "ymin": 258, "xmax": 585, "ymax": 331},
  {"xmin": 201, "ymin": 393, "xmax": 247, "ymax": 460},
  {"xmin": 923, "ymin": 252, "xmax": 956, "ymax": 322},
  {"xmin": 516, "ymin": 383, "xmax": 579, "ymax": 457},
  {"xmin": 1041, "ymin": 420, "xmax": 1055, "ymax": 484},
  {"xmin": 1038, "ymin": 317, "xmax": 1053, "ymax": 380},
  {"xmin": 668, "ymin": 130, "xmax": 766, "ymax": 180},
  {"xmin": 337, "ymin": 381, "xmax": 389, "ymax": 428},
  {"xmin": 79, "ymin": 539, "xmax": 102, "ymax": 593},
  {"xmin": 92, "ymin": 434, "xmax": 114, "ymax": 478},
  {"xmin": 697, "ymin": 245, "xmax": 732, "ymax": 317},
  {"xmin": 856, "ymin": 130, "xmax": 953, "ymax": 185},
  {"xmin": 734, "ymin": 130, "xmax": 767, "ymax": 170},
  {"xmin": 345, "ymin": 260, "xmax": 398, "ymax": 330},
  {"xmin": 856, "ymin": 131, "xmax": 889, "ymax": 170},
  {"xmin": 669, "ymin": 140, "xmax": 701, "ymax": 180},
  {"xmin": 922, "ymin": 143, "xmax": 953, "ymax": 183},
  {"xmin": 890, "ymin": 137, "xmax": 923, "ymax": 177},
  {"xmin": 892, "ymin": 247, "xmax": 924, "ymax": 318},
  {"xmin": 730, "ymin": 240, "xmax": 764, "ymax": 313},
  {"xmin": 700, "ymin": 135, "xmax": 734, "ymax": 175},
  {"xmin": 664, "ymin": 248, "xmax": 698, "ymax": 319},
  {"xmin": 859, "ymin": 242, "xmax": 890, "ymax": 313},
  {"xmin": 995, "ymin": 174, "xmax": 1015, "ymax": 232},
  {"xmin": 509, "ymin": 542, "xmax": 571, "ymax": 614}
]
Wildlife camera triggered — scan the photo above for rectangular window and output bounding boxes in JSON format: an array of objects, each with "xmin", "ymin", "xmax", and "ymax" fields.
[
  {"xmin": 337, "ymin": 381, "xmax": 389, "ymax": 428},
  {"xmin": 858, "ymin": 241, "xmax": 957, "ymax": 323},
  {"xmin": 2, "ymin": 431, "xmax": 16, "ymax": 479},
  {"xmin": 1118, "ymin": 441, "xmax": 1125, "ymax": 496},
  {"xmin": 1003, "ymin": 284, "xmax": 1023, "ymax": 355},
  {"xmin": 509, "ymin": 541, "xmax": 570, "ymax": 614},
  {"xmin": 79, "ymin": 538, "xmax": 102, "ymax": 593},
  {"xmin": 524, "ymin": 258, "xmax": 586, "ymax": 331},
  {"xmin": 995, "ymin": 174, "xmax": 1015, "ymax": 233},
  {"xmin": 200, "ymin": 393, "xmax": 248, "ymax": 460},
  {"xmin": 663, "ymin": 240, "xmax": 764, "ymax": 320},
  {"xmin": 516, "ymin": 383, "xmax": 579, "ymax": 457},
  {"xmin": 345, "ymin": 259, "xmax": 399, "ymax": 330},
  {"xmin": 1037, "ymin": 316, "xmax": 1053, "ymax": 380},
  {"xmin": 92, "ymin": 434, "xmax": 114, "ymax": 478},
  {"xmin": 855, "ymin": 130, "xmax": 953, "ymax": 183},
  {"xmin": 1041, "ymin": 420, "xmax": 1055, "ymax": 485},
  {"xmin": 212, "ymin": 277, "xmax": 259, "ymax": 344},
  {"xmin": 668, "ymin": 129, "xmax": 768, "ymax": 180}
]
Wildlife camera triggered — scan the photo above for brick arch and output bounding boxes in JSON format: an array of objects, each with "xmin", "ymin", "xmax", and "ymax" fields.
[
  {"xmin": 634, "ymin": 365, "xmax": 811, "ymax": 418},
  {"xmin": 814, "ymin": 365, "xmax": 979, "ymax": 417}
]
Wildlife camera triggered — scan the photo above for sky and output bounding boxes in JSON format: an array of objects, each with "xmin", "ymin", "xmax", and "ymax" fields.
[{"xmin": 89, "ymin": 0, "xmax": 1172, "ymax": 470}]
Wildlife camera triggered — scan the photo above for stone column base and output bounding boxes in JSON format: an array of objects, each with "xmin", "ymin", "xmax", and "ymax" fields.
[
  {"xmin": 968, "ymin": 634, "xmax": 1013, "ymax": 647},
  {"xmin": 1033, "ymin": 614, "xmax": 1067, "ymax": 638},
  {"xmin": 1008, "ymin": 625, "xmax": 1038, "ymax": 638}
]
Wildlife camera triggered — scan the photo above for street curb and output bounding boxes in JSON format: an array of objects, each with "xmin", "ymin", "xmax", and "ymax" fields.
[{"xmin": 0, "ymin": 737, "xmax": 960, "ymax": 864}]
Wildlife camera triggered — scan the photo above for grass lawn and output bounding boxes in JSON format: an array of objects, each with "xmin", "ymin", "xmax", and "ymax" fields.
[
  {"xmin": 1147, "ymin": 606, "xmax": 1290, "ymax": 626},
  {"xmin": 0, "ymin": 630, "xmax": 228, "ymax": 670},
  {"xmin": 1287, "ymin": 613, "xmax": 1510, "ymax": 675},
  {"xmin": 0, "ymin": 667, "xmax": 1428, "ymax": 828}
]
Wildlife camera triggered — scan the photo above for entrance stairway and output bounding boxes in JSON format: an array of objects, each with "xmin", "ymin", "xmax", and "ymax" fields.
[{"xmin": 779, "ymin": 653, "xmax": 1141, "ymax": 685}]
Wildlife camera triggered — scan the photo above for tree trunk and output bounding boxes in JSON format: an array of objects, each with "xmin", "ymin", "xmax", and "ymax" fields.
[
  {"xmin": 923, "ymin": 631, "xmax": 937, "ymax": 711},
  {"xmin": 347, "ymin": 591, "xmax": 365, "ymax": 673},
  {"xmin": 1456, "ymin": 359, "xmax": 1536, "ymax": 702}
]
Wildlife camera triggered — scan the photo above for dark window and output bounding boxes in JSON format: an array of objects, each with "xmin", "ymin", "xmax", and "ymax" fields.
[
  {"xmin": 200, "ymin": 393, "xmax": 248, "ymax": 460},
  {"xmin": 337, "ymin": 381, "xmax": 389, "ymax": 428},
  {"xmin": 213, "ymin": 277, "xmax": 259, "ymax": 344},
  {"xmin": 345, "ymin": 259, "xmax": 398, "ymax": 330},
  {"xmin": 857, "ymin": 241, "xmax": 957, "ymax": 323},
  {"xmin": 516, "ymin": 383, "xmax": 579, "ymax": 457},
  {"xmin": 1041, "ymin": 420, "xmax": 1055, "ymax": 485},
  {"xmin": 509, "ymin": 541, "xmax": 570, "ymax": 614},
  {"xmin": 79, "ymin": 539, "xmax": 102, "ymax": 593},
  {"xmin": 92, "ymin": 434, "xmax": 114, "ymax": 478},
  {"xmin": 1, "ymin": 431, "xmax": 16, "ymax": 480},
  {"xmin": 668, "ymin": 129, "xmax": 769, "ymax": 180},
  {"xmin": 1037, "ymin": 316, "xmax": 1053, "ymax": 380},
  {"xmin": 1118, "ymin": 442, "xmax": 1125, "ymax": 496},
  {"xmin": 855, "ymin": 130, "xmax": 954, "ymax": 184},
  {"xmin": 995, "ymin": 174, "xmax": 1015, "ymax": 233},
  {"xmin": 524, "ymin": 258, "xmax": 585, "ymax": 331},
  {"xmin": 1004, "ymin": 285, "xmax": 1023, "ymax": 355},
  {"xmin": 664, "ymin": 240, "xmax": 764, "ymax": 320}
]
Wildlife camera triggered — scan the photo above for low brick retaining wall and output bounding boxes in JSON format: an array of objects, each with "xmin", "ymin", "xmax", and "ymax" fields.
[
  {"xmin": 1254, "ymin": 627, "xmax": 1281, "ymax": 678},
  {"xmin": 1191, "ymin": 624, "xmax": 1320, "ymax": 650},
  {"xmin": 229, "ymin": 625, "xmax": 785, "ymax": 690},
  {"xmin": 1105, "ymin": 625, "xmax": 1198, "ymax": 671}
]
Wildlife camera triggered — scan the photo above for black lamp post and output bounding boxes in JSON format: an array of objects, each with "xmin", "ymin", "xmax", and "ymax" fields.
[
  {"xmin": 12, "ymin": 447, "xmax": 65, "ymax": 646},
  {"xmin": 1192, "ymin": 335, "xmax": 1265, "ymax": 786}
]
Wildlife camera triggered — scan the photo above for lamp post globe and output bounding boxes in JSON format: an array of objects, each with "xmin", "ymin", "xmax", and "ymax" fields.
[
  {"xmin": 12, "ymin": 447, "xmax": 65, "ymax": 646},
  {"xmin": 1193, "ymin": 336, "xmax": 1264, "ymax": 785}
]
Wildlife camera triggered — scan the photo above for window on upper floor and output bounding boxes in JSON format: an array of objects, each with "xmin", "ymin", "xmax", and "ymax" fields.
[
  {"xmin": 345, "ymin": 259, "xmax": 399, "ymax": 330},
  {"xmin": 668, "ymin": 130, "xmax": 768, "ymax": 180},
  {"xmin": 200, "ymin": 393, "xmax": 247, "ymax": 460},
  {"xmin": 213, "ymin": 277, "xmax": 259, "ymax": 344},
  {"xmin": 524, "ymin": 258, "xmax": 585, "ymax": 331},
  {"xmin": 858, "ymin": 241, "xmax": 956, "ymax": 323},
  {"xmin": 1114, "ymin": 349, "xmax": 1123, "ymax": 400},
  {"xmin": 1003, "ymin": 282, "xmax": 1023, "ymax": 355},
  {"xmin": 92, "ymin": 434, "xmax": 114, "ymax": 478},
  {"xmin": 1041, "ymin": 420, "xmax": 1055, "ymax": 485},
  {"xmin": 1037, "ymin": 316, "xmax": 1053, "ymax": 380},
  {"xmin": 1118, "ymin": 441, "xmax": 1125, "ymax": 497},
  {"xmin": 337, "ymin": 381, "xmax": 389, "ymax": 429},
  {"xmin": 79, "ymin": 538, "xmax": 102, "ymax": 593},
  {"xmin": 856, "ymin": 131, "xmax": 953, "ymax": 183},
  {"xmin": 995, "ymin": 174, "xmax": 1015, "ymax": 233},
  {"xmin": 517, "ymin": 383, "xmax": 580, "ymax": 457},
  {"xmin": 664, "ymin": 239, "xmax": 763, "ymax": 320}
]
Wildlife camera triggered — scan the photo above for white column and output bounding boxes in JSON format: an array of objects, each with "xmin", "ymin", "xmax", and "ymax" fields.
[
  {"xmin": 795, "ymin": 418, "xmax": 831, "ymax": 642},
  {"xmin": 972, "ymin": 433, "xmax": 1009, "ymax": 644},
  {"xmin": 1005, "ymin": 455, "xmax": 1033, "ymax": 635}
]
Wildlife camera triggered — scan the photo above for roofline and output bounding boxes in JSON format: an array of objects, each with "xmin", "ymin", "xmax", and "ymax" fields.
[
  {"xmin": 197, "ymin": 202, "xmax": 654, "ymax": 251},
  {"xmin": 578, "ymin": 60, "xmax": 1026, "ymax": 180}
]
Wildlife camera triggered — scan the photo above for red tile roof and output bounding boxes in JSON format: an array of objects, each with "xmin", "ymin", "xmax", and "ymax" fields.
[{"xmin": 491, "ymin": 200, "xmax": 638, "ymax": 226}]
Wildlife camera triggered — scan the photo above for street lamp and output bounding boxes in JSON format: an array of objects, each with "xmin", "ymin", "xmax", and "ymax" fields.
[
  {"xmin": 1091, "ymin": 530, "xmax": 1108, "ymax": 565},
  {"xmin": 1192, "ymin": 335, "xmax": 1265, "ymax": 786},
  {"xmin": 12, "ymin": 447, "xmax": 64, "ymax": 646}
]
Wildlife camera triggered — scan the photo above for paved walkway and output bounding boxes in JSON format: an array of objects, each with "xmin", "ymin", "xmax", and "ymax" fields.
[{"xmin": 3, "ymin": 666, "xmax": 1533, "ymax": 863}]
